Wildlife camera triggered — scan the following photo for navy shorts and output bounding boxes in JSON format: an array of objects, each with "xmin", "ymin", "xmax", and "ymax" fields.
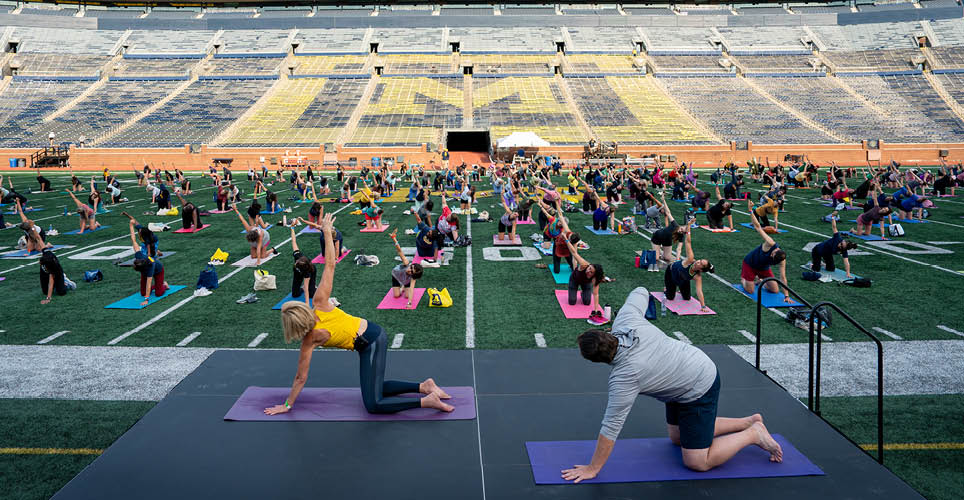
[{"xmin": 665, "ymin": 372, "xmax": 721, "ymax": 449}]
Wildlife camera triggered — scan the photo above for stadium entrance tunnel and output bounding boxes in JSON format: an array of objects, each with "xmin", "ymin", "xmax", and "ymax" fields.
[{"xmin": 446, "ymin": 130, "xmax": 490, "ymax": 153}]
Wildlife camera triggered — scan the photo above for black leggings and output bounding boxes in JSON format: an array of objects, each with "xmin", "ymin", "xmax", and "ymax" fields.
[
  {"xmin": 538, "ymin": 210, "xmax": 549, "ymax": 232},
  {"xmin": 810, "ymin": 249, "xmax": 836, "ymax": 273},
  {"xmin": 593, "ymin": 217, "xmax": 608, "ymax": 231},
  {"xmin": 357, "ymin": 322, "xmax": 422, "ymax": 414},
  {"xmin": 568, "ymin": 278, "xmax": 592, "ymax": 306},
  {"xmin": 664, "ymin": 269, "xmax": 691, "ymax": 301},
  {"xmin": 706, "ymin": 213, "xmax": 724, "ymax": 229},
  {"xmin": 553, "ymin": 254, "xmax": 573, "ymax": 274}
]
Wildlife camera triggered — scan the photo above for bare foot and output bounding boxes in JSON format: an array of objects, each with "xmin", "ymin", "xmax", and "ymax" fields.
[
  {"xmin": 752, "ymin": 422, "xmax": 783, "ymax": 463},
  {"xmin": 420, "ymin": 378, "xmax": 451, "ymax": 399},
  {"xmin": 749, "ymin": 413, "xmax": 763, "ymax": 427},
  {"xmin": 420, "ymin": 392, "xmax": 454, "ymax": 412}
]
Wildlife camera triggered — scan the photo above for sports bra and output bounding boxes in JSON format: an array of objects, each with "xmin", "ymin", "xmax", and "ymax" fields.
[{"xmin": 314, "ymin": 308, "xmax": 362, "ymax": 350}]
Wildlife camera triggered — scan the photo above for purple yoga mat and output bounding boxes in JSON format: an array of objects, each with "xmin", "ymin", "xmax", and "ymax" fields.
[
  {"xmin": 223, "ymin": 386, "xmax": 476, "ymax": 421},
  {"xmin": 526, "ymin": 434, "xmax": 823, "ymax": 484}
]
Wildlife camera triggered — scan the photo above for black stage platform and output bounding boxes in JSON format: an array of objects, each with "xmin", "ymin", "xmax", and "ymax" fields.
[{"xmin": 54, "ymin": 346, "xmax": 923, "ymax": 500}]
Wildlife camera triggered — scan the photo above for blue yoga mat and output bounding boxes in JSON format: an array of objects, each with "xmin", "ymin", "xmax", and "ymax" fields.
[
  {"xmin": 260, "ymin": 209, "xmax": 284, "ymax": 215},
  {"xmin": 739, "ymin": 223, "xmax": 787, "ymax": 233},
  {"xmin": 549, "ymin": 263, "xmax": 572, "ymax": 284},
  {"xmin": 527, "ymin": 433, "xmax": 823, "ymax": 484},
  {"xmin": 2, "ymin": 208, "xmax": 42, "ymax": 215},
  {"xmin": 671, "ymin": 198, "xmax": 694, "ymax": 204},
  {"xmin": 241, "ymin": 224, "xmax": 273, "ymax": 234},
  {"xmin": 730, "ymin": 284, "xmax": 801, "ymax": 308},
  {"xmin": 271, "ymin": 293, "xmax": 313, "ymax": 310},
  {"xmin": 0, "ymin": 245, "xmax": 69, "ymax": 258},
  {"xmin": 64, "ymin": 225, "xmax": 110, "ymax": 235},
  {"xmin": 584, "ymin": 225, "xmax": 617, "ymax": 235},
  {"xmin": 104, "ymin": 285, "xmax": 186, "ymax": 310},
  {"xmin": 844, "ymin": 231, "xmax": 885, "ymax": 241},
  {"xmin": 533, "ymin": 243, "xmax": 553, "ymax": 256}
]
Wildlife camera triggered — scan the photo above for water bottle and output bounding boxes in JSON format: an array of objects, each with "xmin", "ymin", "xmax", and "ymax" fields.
[
  {"xmin": 63, "ymin": 207, "xmax": 68, "ymax": 216},
  {"xmin": 48, "ymin": 224, "xmax": 53, "ymax": 233},
  {"xmin": 660, "ymin": 300, "xmax": 667, "ymax": 317}
]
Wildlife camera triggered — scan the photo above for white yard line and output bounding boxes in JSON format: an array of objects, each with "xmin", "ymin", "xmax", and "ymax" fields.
[
  {"xmin": 470, "ymin": 350, "xmax": 487, "ymax": 500},
  {"xmin": 247, "ymin": 332, "xmax": 269, "ymax": 348},
  {"xmin": 176, "ymin": 332, "xmax": 201, "ymax": 347},
  {"xmin": 37, "ymin": 330, "xmax": 69, "ymax": 344},
  {"xmin": 672, "ymin": 331, "xmax": 692, "ymax": 344},
  {"xmin": 737, "ymin": 329, "xmax": 756, "ymax": 342},
  {"xmin": 465, "ymin": 217, "xmax": 476, "ymax": 349},
  {"xmin": 534, "ymin": 333, "xmax": 546, "ymax": 348},
  {"xmin": 938, "ymin": 325, "xmax": 964, "ymax": 338},
  {"xmin": 872, "ymin": 326, "xmax": 903, "ymax": 340},
  {"xmin": 391, "ymin": 333, "xmax": 405, "ymax": 349}
]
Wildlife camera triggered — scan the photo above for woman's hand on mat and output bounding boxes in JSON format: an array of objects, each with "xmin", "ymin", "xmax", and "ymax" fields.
[
  {"xmin": 140, "ymin": 299, "xmax": 149, "ymax": 307},
  {"xmin": 561, "ymin": 464, "xmax": 598, "ymax": 483},
  {"xmin": 264, "ymin": 404, "xmax": 289, "ymax": 416},
  {"xmin": 783, "ymin": 295, "xmax": 793, "ymax": 303},
  {"xmin": 41, "ymin": 298, "xmax": 50, "ymax": 305}
]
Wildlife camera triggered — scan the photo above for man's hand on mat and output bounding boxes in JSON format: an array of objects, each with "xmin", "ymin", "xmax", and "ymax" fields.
[
  {"xmin": 264, "ymin": 404, "xmax": 289, "ymax": 416},
  {"xmin": 783, "ymin": 295, "xmax": 793, "ymax": 303},
  {"xmin": 561, "ymin": 464, "xmax": 598, "ymax": 483}
]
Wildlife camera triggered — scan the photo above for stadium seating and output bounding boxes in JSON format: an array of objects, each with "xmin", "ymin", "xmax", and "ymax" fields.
[
  {"xmin": 222, "ymin": 77, "xmax": 368, "ymax": 147},
  {"xmin": 731, "ymin": 55, "xmax": 818, "ymax": 72},
  {"xmin": 101, "ymin": 79, "xmax": 275, "ymax": 147},
  {"xmin": 565, "ymin": 27, "xmax": 636, "ymax": 54},
  {"xmin": 372, "ymin": 28, "xmax": 446, "ymax": 53},
  {"xmin": 717, "ymin": 27, "xmax": 810, "ymax": 54},
  {"xmin": 11, "ymin": 54, "xmax": 108, "ymax": 78},
  {"xmin": 639, "ymin": 27, "xmax": 718, "ymax": 54},
  {"xmin": 657, "ymin": 76, "xmax": 836, "ymax": 144},
  {"xmin": 648, "ymin": 55, "xmax": 727, "ymax": 73},
  {"xmin": 292, "ymin": 56, "xmax": 369, "ymax": 75},
  {"xmin": 935, "ymin": 74, "xmax": 964, "ymax": 108},
  {"xmin": 810, "ymin": 23, "xmax": 919, "ymax": 51},
  {"xmin": 202, "ymin": 57, "xmax": 284, "ymax": 76},
  {"xmin": 472, "ymin": 76, "xmax": 586, "ymax": 145},
  {"xmin": 295, "ymin": 29, "xmax": 367, "ymax": 54},
  {"xmin": 0, "ymin": 79, "xmax": 93, "ymax": 147},
  {"xmin": 751, "ymin": 76, "xmax": 928, "ymax": 142},
  {"xmin": 453, "ymin": 27, "xmax": 558, "ymax": 54},
  {"xmin": 350, "ymin": 77, "xmax": 464, "ymax": 147},
  {"xmin": 11, "ymin": 27, "xmax": 121, "ymax": 55},
  {"xmin": 114, "ymin": 58, "xmax": 199, "ymax": 78},
  {"xmin": 824, "ymin": 48, "xmax": 920, "ymax": 71},
  {"xmin": 21, "ymin": 5, "xmax": 78, "ymax": 16},
  {"xmin": 566, "ymin": 76, "xmax": 717, "ymax": 144},
  {"xmin": 468, "ymin": 55, "xmax": 555, "ymax": 75},
  {"xmin": 841, "ymin": 74, "xmax": 964, "ymax": 142},
  {"xmin": 126, "ymin": 30, "xmax": 217, "ymax": 56},
  {"xmin": 40, "ymin": 79, "xmax": 184, "ymax": 145},
  {"xmin": 379, "ymin": 55, "xmax": 455, "ymax": 75},
  {"xmin": 566, "ymin": 54, "xmax": 640, "ymax": 74},
  {"xmin": 931, "ymin": 47, "xmax": 964, "ymax": 70},
  {"xmin": 216, "ymin": 30, "xmax": 291, "ymax": 55},
  {"xmin": 930, "ymin": 19, "xmax": 964, "ymax": 47}
]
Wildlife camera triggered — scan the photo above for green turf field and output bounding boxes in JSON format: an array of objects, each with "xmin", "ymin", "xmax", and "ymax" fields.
[{"xmin": 1, "ymin": 169, "xmax": 961, "ymax": 499}]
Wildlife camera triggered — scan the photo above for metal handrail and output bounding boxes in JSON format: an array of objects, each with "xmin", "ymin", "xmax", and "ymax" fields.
[
  {"xmin": 754, "ymin": 276, "xmax": 813, "ymax": 371},
  {"xmin": 808, "ymin": 301, "xmax": 884, "ymax": 464}
]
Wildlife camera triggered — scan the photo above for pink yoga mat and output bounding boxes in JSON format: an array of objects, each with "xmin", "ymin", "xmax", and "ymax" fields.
[
  {"xmin": 413, "ymin": 253, "xmax": 444, "ymax": 264},
  {"xmin": 376, "ymin": 288, "xmax": 426, "ymax": 310},
  {"xmin": 224, "ymin": 386, "xmax": 476, "ymax": 421},
  {"xmin": 312, "ymin": 249, "xmax": 351, "ymax": 264},
  {"xmin": 360, "ymin": 225, "xmax": 390, "ymax": 233},
  {"xmin": 554, "ymin": 289, "xmax": 595, "ymax": 319},
  {"xmin": 516, "ymin": 218, "xmax": 536, "ymax": 225},
  {"xmin": 492, "ymin": 234, "xmax": 522, "ymax": 245},
  {"xmin": 173, "ymin": 224, "xmax": 211, "ymax": 234},
  {"xmin": 650, "ymin": 292, "xmax": 716, "ymax": 316},
  {"xmin": 207, "ymin": 210, "xmax": 230, "ymax": 214}
]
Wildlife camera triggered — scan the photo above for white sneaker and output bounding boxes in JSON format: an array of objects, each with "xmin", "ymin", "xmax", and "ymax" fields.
[
  {"xmin": 404, "ymin": 229, "xmax": 416, "ymax": 235},
  {"xmin": 194, "ymin": 287, "xmax": 213, "ymax": 297}
]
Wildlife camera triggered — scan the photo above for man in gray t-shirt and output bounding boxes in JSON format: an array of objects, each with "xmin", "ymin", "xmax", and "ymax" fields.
[{"xmin": 562, "ymin": 287, "xmax": 783, "ymax": 483}]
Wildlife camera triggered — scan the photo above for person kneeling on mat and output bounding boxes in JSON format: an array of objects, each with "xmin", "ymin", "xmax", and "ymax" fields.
[
  {"xmin": 663, "ymin": 229, "xmax": 713, "ymax": 312},
  {"xmin": 174, "ymin": 191, "xmax": 202, "ymax": 230},
  {"xmin": 268, "ymin": 214, "xmax": 453, "ymax": 417},
  {"xmin": 128, "ymin": 222, "xmax": 169, "ymax": 307},
  {"xmin": 743, "ymin": 203, "xmax": 790, "ymax": 302},
  {"xmin": 39, "ymin": 249, "xmax": 75, "ymax": 305},
  {"xmin": 649, "ymin": 192, "xmax": 686, "ymax": 266},
  {"xmin": 564, "ymin": 237, "xmax": 606, "ymax": 321},
  {"xmin": 811, "ymin": 216, "xmax": 856, "ymax": 277},
  {"xmin": 389, "ymin": 229, "xmax": 424, "ymax": 308},
  {"xmin": 289, "ymin": 226, "xmax": 316, "ymax": 305},
  {"xmin": 561, "ymin": 287, "xmax": 782, "ymax": 483}
]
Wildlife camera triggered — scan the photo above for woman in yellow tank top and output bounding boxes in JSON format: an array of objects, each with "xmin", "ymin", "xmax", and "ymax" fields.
[{"xmin": 264, "ymin": 213, "xmax": 454, "ymax": 416}]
